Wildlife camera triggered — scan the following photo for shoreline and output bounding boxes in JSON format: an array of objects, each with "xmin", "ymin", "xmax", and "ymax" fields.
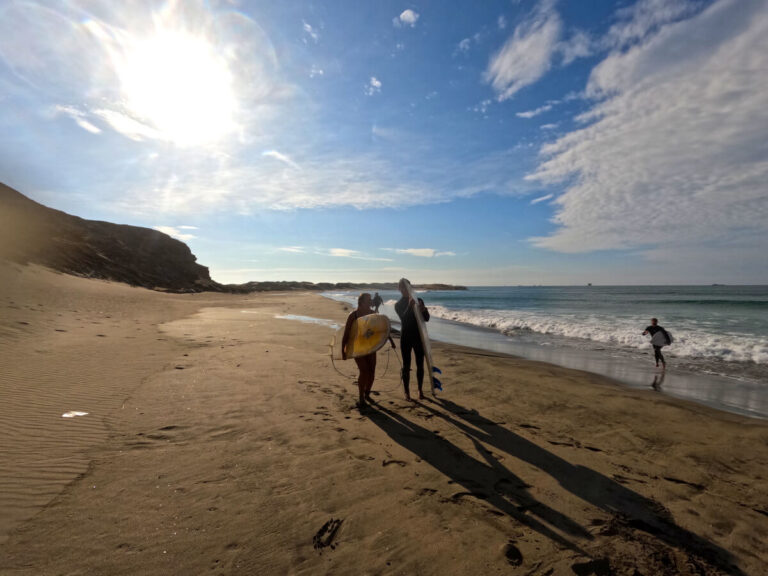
[
  {"xmin": 1, "ymin": 265, "xmax": 767, "ymax": 575},
  {"xmin": 322, "ymin": 292, "xmax": 768, "ymax": 421}
]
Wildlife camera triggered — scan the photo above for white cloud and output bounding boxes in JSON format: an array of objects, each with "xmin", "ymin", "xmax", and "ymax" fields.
[
  {"xmin": 498, "ymin": 15, "xmax": 508, "ymax": 30},
  {"xmin": 395, "ymin": 248, "xmax": 455, "ymax": 258},
  {"xmin": 309, "ymin": 65, "xmax": 324, "ymax": 78},
  {"xmin": 559, "ymin": 30, "xmax": 593, "ymax": 65},
  {"xmin": 153, "ymin": 225, "xmax": 197, "ymax": 241},
  {"xmin": 330, "ymin": 248, "xmax": 359, "ymax": 258},
  {"xmin": 53, "ymin": 105, "xmax": 102, "ymax": 134},
  {"xmin": 539, "ymin": 123, "xmax": 558, "ymax": 130},
  {"xmin": 484, "ymin": 1, "xmax": 562, "ymax": 101},
  {"xmin": 262, "ymin": 149, "xmax": 301, "ymax": 170},
  {"xmin": 395, "ymin": 9, "xmax": 420, "ymax": 28},
  {"xmin": 278, "ymin": 246, "xmax": 305, "ymax": 253},
  {"xmin": 527, "ymin": 0, "xmax": 768, "ymax": 257},
  {"xmin": 530, "ymin": 193, "xmax": 553, "ymax": 205},
  {"xmin": 365, "ymin": 76, "xmax": 382, "ymax": 96},
  {"xmin": 302, "ymin": 21, "xmax": 319, "ymax": 43},
  {"xmin": 457, "ymin": 38, "xmax": 472, "ymax": 53},
  {"xmin": 516, "ymin": 104, "xmax": 552, "ymax": 118},
  {"xmin": 471, "ymin": 99, "xmax": 493, "ymax": 115},
  {"xmin": 326, "ymin": 248, "xmax": 393, "ymax": 262},
  {"xmin": 605, "ymin": 0, "xmax": 698, "ymax": 49}
]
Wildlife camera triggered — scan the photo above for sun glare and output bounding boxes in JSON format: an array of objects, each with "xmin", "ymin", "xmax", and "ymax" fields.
[{"xmin": 119, "ymin": 31, "xmax": 236, "ymax": 146}]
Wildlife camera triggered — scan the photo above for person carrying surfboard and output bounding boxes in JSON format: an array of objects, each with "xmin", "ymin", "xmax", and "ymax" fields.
[
  {"xmin": 642, "ymin": 318, "xmax": 672, "ymax": 370},
  {"xmin": 395, "ymin": 279, "xmax": 431, "ymax": 401},
  {"xmin": 341, "ymin": 293, "xmax": 395, "ymax": 410}
]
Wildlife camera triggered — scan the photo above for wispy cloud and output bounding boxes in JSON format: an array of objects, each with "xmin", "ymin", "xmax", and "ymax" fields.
[
  {"xmin": 365, "ymin": 76, "xmax": 382, "ymax": 96},
  {"xmin": 302, "ymin": 21, "xmax": 320, "ymax": 43},
  {"xmin": 484, "ymin": 0, "xmax": 562, "ymax": 101},
  {"xmin": 262, "ymin": 150, "xmax": 301, "ymax": 170},
  {"xmin": 528, "ymin": 0, "xmax": 768, "ymax": 256},
  {"xmin": 516, "ymin": 104, "xmax": 553, "ymax": 118},
  {"xmin": 539, "ymin": 123, "xmax": 558, "ymax": 130},
  {"xmin": 394, "ymin": 9, "xmax": 420, "ymax": 28},
  {"xmin": 326, "ymin": 248, "xmax": 393, "ymax": 262},
  {"xmin": 53, "ymin": 105, "xmax": 102, "ymax": 134},
  {"xmin": 559, "ymin": 30, "xmax": 593, "ymax": 65},
  {"xmin": 394, "ymin": 248, "xmax": 455, "ymax": 258},
  {"xmin": 604, "ymin": 0, "xmax": 699, "ymax": 49},
  {"xmin": 153, "ymin": 225, "xmax": 197, "ymax": 241},
  {"xmin": 277, "ymin": 246, "xmax": 306, "ymax": 253},
  {"xmin": 530, "ymin": 193, "xmax": 553, "ymax": 205},
  {"xmin": 498, "ymin": 15, "xmax": 508, "ymax": 30}
]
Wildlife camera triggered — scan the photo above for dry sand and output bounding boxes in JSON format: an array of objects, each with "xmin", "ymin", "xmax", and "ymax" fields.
[{"xmin": 1, "ymin": 263, "xmax": 767, "ymax": 575}]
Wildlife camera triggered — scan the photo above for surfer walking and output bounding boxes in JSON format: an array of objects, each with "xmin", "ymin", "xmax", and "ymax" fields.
[
  {"xmin": 395, "ymin": 279, "xmax": 430, "ymax": 401},
  {"xmin": 342, "ymin": 293, "xmax": 394, "ymax": 410},
  {"xmin": 642, "ymin": 318, "xmax": 671, "ymax": 370},
  {"xmin": 372, "ymin": 292, "xmax": 383, "ymax": 312}
]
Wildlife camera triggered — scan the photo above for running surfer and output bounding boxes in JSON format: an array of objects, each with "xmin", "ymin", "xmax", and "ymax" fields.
[
  {"xmin": 395, "ymin": 278, "xmax": 430, "ymax": 401},
  {"xmin": 642, "ymin": 318, "xmax": 672, "ymax": 370},
  {"xmin": 341, "ymin": 293, "xmax": 394, "ymax": 410}
]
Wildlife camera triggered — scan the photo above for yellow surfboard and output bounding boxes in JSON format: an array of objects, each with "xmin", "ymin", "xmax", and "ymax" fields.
[{"xmin": 332, "ymin": 313, "xmax": 391, "ymax": 359}]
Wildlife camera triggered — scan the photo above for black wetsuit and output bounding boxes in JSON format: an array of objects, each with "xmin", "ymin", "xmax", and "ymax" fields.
[
  {"xmin": 645, "ymin": 325, "xmax": 669, "ymax": 366},
  {"xmin": 395, "ymin": 297, "xmax": 430, "ymax": 394}
]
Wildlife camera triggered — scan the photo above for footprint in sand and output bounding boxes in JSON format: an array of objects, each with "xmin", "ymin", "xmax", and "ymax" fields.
[
  {"xmin": 503, "ymin": 541, "xmax": 523, "ymax": 566},
  {"xmin": 312, "ymin": 518, "xmax": 343, "ymax": 551}
]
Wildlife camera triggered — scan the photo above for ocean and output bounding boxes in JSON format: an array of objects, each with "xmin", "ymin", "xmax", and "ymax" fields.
[{"xmin": 323, "ymin": 286, "xmax": 768, "ymax": 419}]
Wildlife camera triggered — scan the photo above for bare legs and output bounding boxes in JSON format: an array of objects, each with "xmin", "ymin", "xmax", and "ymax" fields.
[{"xmin": 354, "ymin": 353, "xmax": 377, "ymax": 409}]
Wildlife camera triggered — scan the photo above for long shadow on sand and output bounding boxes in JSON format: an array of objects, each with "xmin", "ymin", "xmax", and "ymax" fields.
[
  {"xmin": 416, "ymin": 397, "xmax": 744, "ymax": 575},
  {"xmin": 368, "ymin": 403, "xmax": 590, "ymax": 555}
]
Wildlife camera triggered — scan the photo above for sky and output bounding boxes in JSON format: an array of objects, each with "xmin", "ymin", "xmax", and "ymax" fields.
[{"xmin": 1, "ymin": 0, "xmax": 767, "ymax": 285}]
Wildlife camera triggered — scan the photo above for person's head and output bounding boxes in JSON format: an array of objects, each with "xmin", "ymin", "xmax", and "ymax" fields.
[
  {"xmin": 358, "ymin": 292, "xmax": 372, "ymax": 309},
  {"xmin": 398, "ymin": 278, "xmax": 409, "ymax": 297},
  {"xmin": 650, "ymin": 318, "xmax": 658, "ymax": 325}
]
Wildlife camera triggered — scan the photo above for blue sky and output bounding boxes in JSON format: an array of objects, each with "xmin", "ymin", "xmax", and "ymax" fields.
[{"xmin": 1, "ymin": 0, "xmax": 767, "ymax": 285}]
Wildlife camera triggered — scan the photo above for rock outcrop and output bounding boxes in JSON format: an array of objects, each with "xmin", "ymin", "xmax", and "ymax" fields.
[{"xmin": 0, "ymin": 183, "xmax": 219, "ymax": 292}]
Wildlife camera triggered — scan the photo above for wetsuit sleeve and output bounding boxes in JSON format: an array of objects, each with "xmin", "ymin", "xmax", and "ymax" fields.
[{"xmin": 395, "ymin": 297, "xmax": 407, "ymax": 321}]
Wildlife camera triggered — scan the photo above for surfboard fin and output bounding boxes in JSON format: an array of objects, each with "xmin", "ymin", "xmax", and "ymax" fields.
[
  {"xmin": 432, "ymin": 377, "xmax": 443, "ymax": 391},
  {"xmin": 432, "ymin": 366, "xmax": 442, "ymax": 374}
]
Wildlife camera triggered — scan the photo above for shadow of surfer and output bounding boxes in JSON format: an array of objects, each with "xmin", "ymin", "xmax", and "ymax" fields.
[
  {"xmin": 428, "ymin": 397, "xmax": 745, "ymax": 575},
  {"xmin": 367, "ymin": 403, "xmax": 590, "ymax": 555}
]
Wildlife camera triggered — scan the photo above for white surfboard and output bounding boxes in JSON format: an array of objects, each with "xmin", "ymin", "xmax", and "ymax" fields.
[{"xmin": 401, "ymin": 279, "xmax": 442, "ymax": 394}]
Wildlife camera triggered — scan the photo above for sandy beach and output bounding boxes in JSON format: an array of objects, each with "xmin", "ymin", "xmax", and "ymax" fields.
[{"xmin": 1, "ymin": 263, "xmax": 767, "ymax": 575}]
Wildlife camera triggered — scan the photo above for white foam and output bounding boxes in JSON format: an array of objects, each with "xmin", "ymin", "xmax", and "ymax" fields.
[
  {"xmin": 62, "ymin": 411, "xmax": 88, "ymax": 418},
  {"xmin": 428, "ymin": 306, "xmax": 768, "ymax": 365}
]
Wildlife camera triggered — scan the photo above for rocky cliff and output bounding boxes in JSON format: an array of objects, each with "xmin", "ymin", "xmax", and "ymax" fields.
[{"xmin": 0, "ymin": 183, "xmax": 220, "ymax": 292}]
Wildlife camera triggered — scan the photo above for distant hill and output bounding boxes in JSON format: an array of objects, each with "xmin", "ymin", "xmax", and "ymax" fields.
[
  {"xmin": 0, "ymin": 183, "xmax": 219, "ymax": 292},
  {"xmin": 0, "ymin": 183, "xmax": 466, "ymax": 293}
]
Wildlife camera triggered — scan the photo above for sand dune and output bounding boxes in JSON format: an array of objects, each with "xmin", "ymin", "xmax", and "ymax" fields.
[{"xmin": 1, "ymin": 263, "xmax": 766, "ymax": 575}]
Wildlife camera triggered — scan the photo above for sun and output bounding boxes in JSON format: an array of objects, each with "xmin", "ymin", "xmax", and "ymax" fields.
[{"xmin": 118, "ymin": 30, "xmax": 236, "ymax": 146}]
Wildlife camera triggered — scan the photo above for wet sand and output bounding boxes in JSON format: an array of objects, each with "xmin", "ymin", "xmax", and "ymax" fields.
[{"xmin": 1, "ymin": 263, "xmax": 767, "ymax": 575}]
